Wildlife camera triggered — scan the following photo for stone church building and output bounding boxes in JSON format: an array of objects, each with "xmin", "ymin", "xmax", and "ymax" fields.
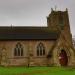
[{"xmin": 0, "ymin": 8, "xmax": 75, "ymax": 67}]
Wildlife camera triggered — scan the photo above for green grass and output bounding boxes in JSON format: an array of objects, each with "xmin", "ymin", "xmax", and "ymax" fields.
[{"xmin": 0, "ymin": 66, "xmax": 75, "ymax": 75}]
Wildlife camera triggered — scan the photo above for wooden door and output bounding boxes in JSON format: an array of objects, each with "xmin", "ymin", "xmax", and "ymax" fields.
[{"xmin": 59, "ymin": 50, "xmax": 68, "ymax": 66}]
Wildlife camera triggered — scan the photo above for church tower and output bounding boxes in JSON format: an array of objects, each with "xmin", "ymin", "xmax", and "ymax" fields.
[{"xmin": 47, "ymin": 8, "xmax": 73, "ymax": 46}]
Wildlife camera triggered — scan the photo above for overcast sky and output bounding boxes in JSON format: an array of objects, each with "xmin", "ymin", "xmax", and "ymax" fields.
[{"xmin": 0, "ymin": 0, "xmax": 75, "ymax": 36}]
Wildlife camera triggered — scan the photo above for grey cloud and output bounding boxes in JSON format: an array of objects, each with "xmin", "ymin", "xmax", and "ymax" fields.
[{"xmin": 0, "ymin": 0, "xmax": 75, "ymax": 36}]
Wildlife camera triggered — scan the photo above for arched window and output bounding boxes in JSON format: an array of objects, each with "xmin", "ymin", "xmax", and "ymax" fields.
[
  {"xmin": 37, "ymin": 42, "xmax": 45, "ymax": 56},
  {"xmin": 14, "ymin": 42, "xmax": 23, "ymax": 56}
]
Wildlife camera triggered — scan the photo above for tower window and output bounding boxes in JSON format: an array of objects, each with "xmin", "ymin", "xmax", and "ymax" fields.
[
  {"xmin": 14, "ymin": 42, "xmax": 23, "ymax": 56},
  {"xmin": 59, "ymin": 13, "xmax": 64, "ymax": 30},
  {"xmin": 37, "ymin": 42, "xmax": 45, "ymax": 56}
]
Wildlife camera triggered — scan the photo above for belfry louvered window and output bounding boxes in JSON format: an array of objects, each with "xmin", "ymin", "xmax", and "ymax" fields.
[
  {"xmin": 59, "ymin": 13, "xmax": 64, "ymax": 30},
  {"xmin": 37, "ymin": 42, "xmax": 45, "ymax": 56},
  {"xmin": 14, "ymin": 42, "xmax": 23, "ymax": 56}
]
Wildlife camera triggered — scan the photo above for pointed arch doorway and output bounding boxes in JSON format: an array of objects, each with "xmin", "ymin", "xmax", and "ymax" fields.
[{"xmin": 59, "ymin": 49, "xmax": 68, "ymax": 66}]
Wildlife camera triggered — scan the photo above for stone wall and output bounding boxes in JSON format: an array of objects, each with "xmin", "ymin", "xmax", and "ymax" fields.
[{"xmin": 0, "ymin": 40, "xmax": 55, "ymax": 66}]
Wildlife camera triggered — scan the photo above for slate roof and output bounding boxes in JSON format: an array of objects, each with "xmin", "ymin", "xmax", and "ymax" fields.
[{"xmin": 0, "ymin": 26, "xmax": 59, "ymax": 40}]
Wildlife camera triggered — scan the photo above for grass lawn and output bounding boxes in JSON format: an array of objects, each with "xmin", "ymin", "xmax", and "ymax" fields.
[{"xmin": 0, "ymin": 66, "xmax": 75, "ymax": 75}]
